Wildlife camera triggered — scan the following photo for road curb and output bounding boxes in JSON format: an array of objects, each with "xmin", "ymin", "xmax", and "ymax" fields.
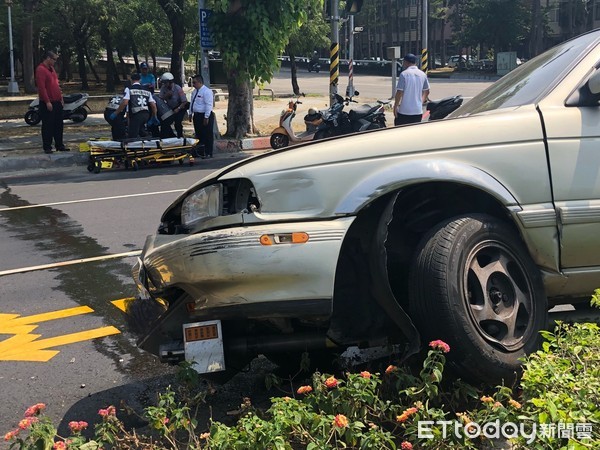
[{"xmin": 0, "ymin": 136, "xmax": 273, "ymax": 173}]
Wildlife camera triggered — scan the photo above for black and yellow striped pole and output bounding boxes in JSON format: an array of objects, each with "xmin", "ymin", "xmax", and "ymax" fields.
[
  {"xmin": 422, "ymin": 0, "xmax": 428, "ymax": 73},
  {"xmin": 421, "ymin": 48, "xmax": 428, "ymax": 73},
  {"xmin": 329, "ymin": 0, "xmax": 340, "ymax": 106}
]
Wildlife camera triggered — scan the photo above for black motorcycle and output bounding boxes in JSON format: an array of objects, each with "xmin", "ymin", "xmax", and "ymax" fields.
[
  {"xmin": 425, "ymin": 95, "xmax": 463, "ymax": 120},
  {"xmin": 314, "ymin": 93, "xmax": 387, "ymax": 140}
]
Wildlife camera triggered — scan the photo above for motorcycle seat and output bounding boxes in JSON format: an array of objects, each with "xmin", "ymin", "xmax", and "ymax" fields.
[
  {"xmin": 64, "ymin": 93, "xmax": 84, "ymax": 104},
  {"xmin": 349, "ymin": 104, "xmax": 379, "ymax": 121},
  {"xmin": 426, "ymin": 95, "xmax": 462, "ymax": 111}
]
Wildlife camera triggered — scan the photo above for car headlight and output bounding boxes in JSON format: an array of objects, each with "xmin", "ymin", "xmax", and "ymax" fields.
[{"xmin": 181, "ymin": 184, "xmax": 222, "ymax": 227}]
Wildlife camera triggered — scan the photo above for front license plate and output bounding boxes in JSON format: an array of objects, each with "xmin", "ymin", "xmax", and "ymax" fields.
[{"xmin": 183, "ymin": 320, "xmax": 225, "ymax": 374}]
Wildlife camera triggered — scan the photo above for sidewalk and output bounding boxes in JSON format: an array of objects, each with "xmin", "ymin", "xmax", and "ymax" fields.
[{"xmin": 0, "ymin": 95, "xmax": 328, "ymax": 173}]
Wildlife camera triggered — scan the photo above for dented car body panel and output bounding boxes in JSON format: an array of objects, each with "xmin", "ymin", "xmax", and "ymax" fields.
[{"xmin": 133, "ymin": 30, "xmax": 600, "ymax": 376}]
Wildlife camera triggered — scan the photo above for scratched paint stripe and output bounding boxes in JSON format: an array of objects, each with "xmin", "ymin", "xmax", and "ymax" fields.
[
  {"xmin": 0, "ymin": 189, "xmax": 186, "ymax": 212},
  {"xmin": 0, "ymin": 251, "xmax": 141, "ymax": 277}
]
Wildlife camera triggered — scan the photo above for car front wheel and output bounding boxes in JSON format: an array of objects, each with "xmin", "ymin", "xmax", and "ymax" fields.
[{"xmin": 409, "ymin": 214, "xmax": 547, "ymax": 383}]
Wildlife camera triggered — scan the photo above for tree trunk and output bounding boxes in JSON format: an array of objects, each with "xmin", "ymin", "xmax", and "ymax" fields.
[
  {"xmin": 151, "ymin": 52, "xmax": 157, "ymax": 76},
  {"xmin": 289, "ymin": 52, "xmax": 300, "ymax": 95},
  {"xmin": 101, "ymin": 26, "xmax": 116, "ymax": 92},
  {"xmin": 158, "ymin": 0, "xmax": 186, "ymax": 85},
  {"xmin": 22, "ymin": 0, "xmax": 40, "ymax": 94},
  {"xmin": 116, "ymin": 48, "xmax": 128, "ymax": 79},
  {"xmin": 225, "ymin": 75, "xmax": 253, "ymax": 138},
  {"xmin": 76, "ymin": 43, "xmax": 89, "ymax": 90},
  {"xmin": 529, "ymin": 0, "xmax": 543, "ymax": 58},
  {"xmin": 132, "ymin": 43, "xmax": 140, "ymax": 73},
  {"xmin": 85, "ymin": 47, "xmax": 101, "ymax": 83}
]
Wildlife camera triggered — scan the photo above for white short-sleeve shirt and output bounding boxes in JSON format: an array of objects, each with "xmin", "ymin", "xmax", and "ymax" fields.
[{"xmin": 396, "ymin": 66, "xmax": 430, "ymax": 115}]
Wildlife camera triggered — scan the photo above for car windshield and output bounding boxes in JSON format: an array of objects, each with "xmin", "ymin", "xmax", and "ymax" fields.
[{"xmin": 450, "ymin": 30, "xmax": 600, "ymax": 117}]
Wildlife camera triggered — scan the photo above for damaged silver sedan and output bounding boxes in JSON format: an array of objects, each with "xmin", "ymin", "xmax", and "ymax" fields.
[{"xmin": 132, "ymin": 30, "xmax": 600, "ymax": 383}]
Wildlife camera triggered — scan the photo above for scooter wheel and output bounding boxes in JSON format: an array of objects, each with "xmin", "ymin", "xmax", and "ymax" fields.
[
  {"xmin": 87, "ymin": 163, "xmax": 95, "ymax": 172},
  {"xmin": 24, "ymin": 110, "xmax": 41, "ymax": 126},
  {"xmin": 270, "ymin": 133, "xmax": 289, "ymax": 149},
  {"xmin": 131, "ymin": 160, "xmax": 139, "ymax": 171},
  {"xmin": 93, "ymin": 164, "xmax": 101, "ymax": 174},
  {"xmin": 71, "ymin": 108, "xmax": 88, "ymax": 123}
]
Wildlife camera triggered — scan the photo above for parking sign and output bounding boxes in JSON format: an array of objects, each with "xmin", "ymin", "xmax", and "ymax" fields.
[{"xmin": 200, "ymin": 9, "xmax": 214, "ymax": 49}]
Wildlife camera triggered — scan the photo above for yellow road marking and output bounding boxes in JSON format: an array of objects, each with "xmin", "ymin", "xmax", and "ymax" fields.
[
  {"xmin": 0, "ymin": 306, "xmax": 94, "ymax": 335},
  {"xmin": 0, "ymin": 327, "xmax": 120, "ymax": 362},
  {"xmin": 111, "ymin": 298, "xmax": 135, "ymax": 313}
]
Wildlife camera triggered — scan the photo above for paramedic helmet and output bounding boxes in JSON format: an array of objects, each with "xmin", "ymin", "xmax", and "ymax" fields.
[{"xmin": 160, "ymin": 72, "xmax": 175, "ymax": 83}]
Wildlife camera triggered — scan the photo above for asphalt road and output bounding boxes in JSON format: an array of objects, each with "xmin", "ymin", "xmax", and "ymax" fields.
[
  {"xmin": 0, "ymin": 74, "xmax": 494, "ymax": 442},
  {"xmin": 265, "ymin": 67, "xmax": 494, "ymax": 101},
  {"xmin": 0, "ymin": 160, "xmax": 256, "ymax": 442}
]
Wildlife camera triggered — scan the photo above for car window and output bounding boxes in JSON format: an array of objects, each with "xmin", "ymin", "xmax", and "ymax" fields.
[{"xmin": 450, "ymin": 31, "xmax": 600, "ymax": 117}]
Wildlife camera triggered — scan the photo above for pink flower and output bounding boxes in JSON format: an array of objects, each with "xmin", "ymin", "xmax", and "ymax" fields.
[
  {"xmin": 98, "ymin": 405, "xmax": 117, "ymax": 417},
  {"xmin": 4, "ymin": 429, "xmax": 20, "ymax": 441},
  {"xmin": 163, "ymin": 417, "xmax": 169, "ymax": 425},
  {"xmin": 296, "ymin": 385, "xmax": 313, "ymax": 395},
  {"xmin": 401, "ymin": 441, "xmax": 413, "ymax": 450},
  {"xmin": 53, "ymin": 442, "xmax": 67, "ymax": 450},
  {"xmin": 360, "ymin": 371, "xmax": 371, "ymax": 379},
  {"xmin": 429, "ymin": 339, "xmax": 450, "ymax": 353},
  {"xmin": 325, "ymin": 376, "xmax": 338, "ymax": 388},
  {"xmin": 24, "ymin": 403, "xmax": 46, "ymax": 417},
  {"xmin": 18, "ymin": 417, "xmax": 38, "ymax": 430},
  {"xmin": 68, "ymin": 421, "xmax": 88, "ymax": 433},
  {"xmin": 333, "ymin": 414, "xmax": 349, "ymax": 428},
  {"xmin": 385, "ymin": 365, "xmax": 398, "ymax": 374}
]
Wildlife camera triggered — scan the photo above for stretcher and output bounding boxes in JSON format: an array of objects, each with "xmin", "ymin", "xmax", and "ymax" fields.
[{"xmin": 86, "ymin": 137, "xmax": 201, "ymax": 173}]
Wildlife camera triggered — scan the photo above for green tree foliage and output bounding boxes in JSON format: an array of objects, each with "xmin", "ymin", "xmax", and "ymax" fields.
[
  {"xmin": 286, "ymin": 0, "xmax": 329, "ymax": 95},
  {"xmin": 208, "ymin": 0, "xmax": 307, "ymax": 138}
]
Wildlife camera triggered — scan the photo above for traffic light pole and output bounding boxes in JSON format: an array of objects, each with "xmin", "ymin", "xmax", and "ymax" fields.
[{"xmin": 329, "ymin": 0, "xmax": 340, "ymax": 107}]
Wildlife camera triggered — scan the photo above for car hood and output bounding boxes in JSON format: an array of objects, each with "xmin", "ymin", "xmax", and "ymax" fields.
[{"xmin": 166, "ymin": 105, "xmax": 544, "ymax": 221}]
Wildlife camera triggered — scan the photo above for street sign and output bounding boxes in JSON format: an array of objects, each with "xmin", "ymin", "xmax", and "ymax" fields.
[{"xmin": 200, "ymin": 8, "xmax": 214, "ymax": 49}]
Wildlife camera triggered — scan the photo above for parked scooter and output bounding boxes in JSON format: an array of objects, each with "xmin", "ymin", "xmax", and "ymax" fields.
[
  {"xmin": 424, "ymin": 95, "xmax": 463, "ymax": 121},
  {"xmin": 270, "ymin": 99, "xmax": 324, "ymax": 149},
  {"xmin": 24, "ymin": 93, "xmax": 90, "ymax": 126},
  {"xmin": 314, "ymin": 93, "xmax": 387, "ymax": 140}
]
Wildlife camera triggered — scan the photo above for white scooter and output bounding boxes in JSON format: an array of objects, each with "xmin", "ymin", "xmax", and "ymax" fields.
[
  {"xmin": 270, "ymin": 99, "xmax": 323, "ymax": 149},
  {"xmin": 24, "ymin": 93, "xmax": 90, "ymax": 126}
]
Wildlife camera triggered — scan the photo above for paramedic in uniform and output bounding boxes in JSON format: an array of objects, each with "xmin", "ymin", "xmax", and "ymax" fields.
[
  {"xmin": 111, "ymin": 72, "xmax": 158, "ymax": 139},
  {"xmin": 188, "ymin": 74, "xmax": 215, "ymax": 158}
]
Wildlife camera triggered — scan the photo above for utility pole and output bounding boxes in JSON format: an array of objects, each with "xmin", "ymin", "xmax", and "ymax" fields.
[
  {"xmin": 6, "ymin": 0, "xmax": 19, "ymax": 94},
  {"xmin": 330, "ymin": 0, "xmax": 340, "ymax": 106},
  {"xmin": 421, "ymin": 0, "xmax": 428, "ymax": 73},
  {"xmin": 347, "ymin": 14, "xmax": 354, "ymax": 97}
]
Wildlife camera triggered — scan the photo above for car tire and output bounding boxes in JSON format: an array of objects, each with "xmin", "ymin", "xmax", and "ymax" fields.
[
  {"xmin": 270, "ymin": 133, "xmax": 289, "ymax": 149},
  {"xmin": 24, "ymin": 110, "xmax": 41, "ymax": 126},
  {"xmin": 408, "ymin": 214, "xmax": 547, "ymax": 383}
]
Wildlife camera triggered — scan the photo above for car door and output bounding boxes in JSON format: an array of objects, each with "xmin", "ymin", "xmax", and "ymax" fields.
[{"xmin": 538, "ymin": 65, "xmax": 600, "ymax": 269}]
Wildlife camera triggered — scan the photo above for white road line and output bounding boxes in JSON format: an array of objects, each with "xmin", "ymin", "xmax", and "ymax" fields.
[
  {"xmin": 0, "ymin": 251, "xmax": 141, "ymax": 277},
  {"xmin": 0, "ymin": 189, "xmax": 186, "ymax": 212}
]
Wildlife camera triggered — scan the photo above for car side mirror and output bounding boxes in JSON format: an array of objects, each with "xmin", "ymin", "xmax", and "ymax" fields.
[{"xmin": 566, "ymin": 69, "xmax": 600, "ymax": 106}]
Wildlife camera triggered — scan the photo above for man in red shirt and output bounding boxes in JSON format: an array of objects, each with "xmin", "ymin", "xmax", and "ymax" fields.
[{"xmin": 35, "ymin": 51, "xmax": 69, "ymax": 154}]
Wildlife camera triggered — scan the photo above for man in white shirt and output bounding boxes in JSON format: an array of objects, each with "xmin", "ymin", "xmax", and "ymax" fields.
[
  {"xmin": 393, "ymin": 53, "xmax": 430, "ymax": 126},
  {"xmin": 188, "ymin": 74, "xmax": 215, "ymax": 158}
]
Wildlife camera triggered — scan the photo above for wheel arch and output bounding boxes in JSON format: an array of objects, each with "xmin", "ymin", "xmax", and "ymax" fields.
[{"xmin": 334, "ymin": 159, "xmax": 520, "ymax": 215}]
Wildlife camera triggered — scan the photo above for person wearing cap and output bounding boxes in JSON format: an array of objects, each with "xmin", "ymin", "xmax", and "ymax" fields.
[
  {"xmin": 110, "ymin": 72, "xmax": 158, "ymax": 139},
  {"xmin": 393, "ymin": 53, "xmax": 430, "ymax": 126},
  {"xmin": 139, "ymin": 61, "xmax": 156, "ymax": 92}
]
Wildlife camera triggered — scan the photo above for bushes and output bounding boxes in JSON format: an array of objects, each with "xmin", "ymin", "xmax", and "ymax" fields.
[{"xmin": 4, "ymin": 322, "xmax": 600, "ymax": 449}]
